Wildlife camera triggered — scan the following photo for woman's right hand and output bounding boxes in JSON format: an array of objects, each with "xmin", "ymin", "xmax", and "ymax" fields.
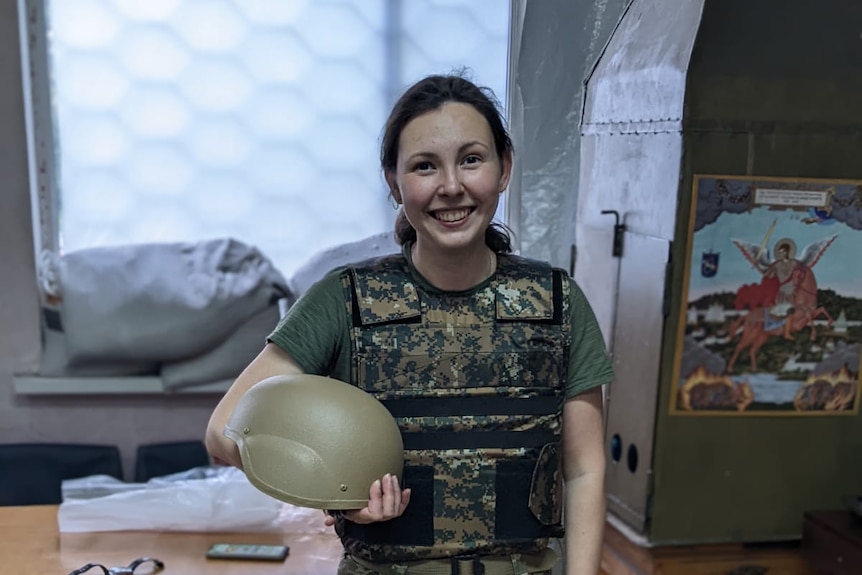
[{"xmin": 324, "ymin": 473, "xmax": 411, "ymax": 526}]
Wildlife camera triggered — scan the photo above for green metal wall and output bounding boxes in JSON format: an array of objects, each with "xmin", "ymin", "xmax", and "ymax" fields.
[{"xmin": 650, "ymin": 0, "xmax": 862, "ymax": 544}]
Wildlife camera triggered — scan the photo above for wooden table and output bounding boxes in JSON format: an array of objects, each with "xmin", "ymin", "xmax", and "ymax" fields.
[{"xmin": 0, "ymin": 505, "xmax": 344, "ymax": 574}]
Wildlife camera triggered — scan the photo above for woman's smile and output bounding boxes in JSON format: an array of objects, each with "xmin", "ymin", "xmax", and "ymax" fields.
[{"xmin": 430, "ymin": 207, "xmax": 475, "ymax": 223}]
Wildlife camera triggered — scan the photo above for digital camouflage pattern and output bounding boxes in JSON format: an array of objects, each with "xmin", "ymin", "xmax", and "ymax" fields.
[
  {"xmin": 337, "ymin": 554, "xmax": 555, "ymax": 575},
  {"xmin": 335, "ymin": 254, "xmax": 570, "ymax": 563}
]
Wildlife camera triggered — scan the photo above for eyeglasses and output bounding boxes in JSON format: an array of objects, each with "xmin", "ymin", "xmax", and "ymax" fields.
[{"xmin": 67, "ymin": 557, "xmax": 165, "ymax": 575}]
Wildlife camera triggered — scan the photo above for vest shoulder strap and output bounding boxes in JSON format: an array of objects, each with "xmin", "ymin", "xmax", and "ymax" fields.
[
  {"xmin": 350, "ymin": 255, "xmax": 421, "ymax": 325},
  {"xmin": 494, "ymin": 255, "xmax": 562, "ymax": 322}
]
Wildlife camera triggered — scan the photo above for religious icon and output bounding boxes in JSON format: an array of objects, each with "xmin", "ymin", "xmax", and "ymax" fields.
[{"xmin": 672, "ymin": 175, "xmax": 862, "ymax": 416}]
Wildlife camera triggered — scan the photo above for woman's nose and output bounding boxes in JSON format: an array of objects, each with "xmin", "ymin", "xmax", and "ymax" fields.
[{"xmin": 439, "ymin": 168, "xmax": 463, "ymax": 196}]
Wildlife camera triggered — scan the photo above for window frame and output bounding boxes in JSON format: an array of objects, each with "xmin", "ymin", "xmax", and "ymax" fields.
[{"xmin": 19, "ymin": 0, "xmax": 61, "ymax": 273}]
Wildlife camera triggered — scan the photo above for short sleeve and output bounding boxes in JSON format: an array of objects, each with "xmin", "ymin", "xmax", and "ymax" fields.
[
  {"xmin": 566, "ymin": 278, "xmax": 614, "ymax": 398},
  {"xmin": 267, "ymin": 268, "xmax": 349, "ymax": 376}
]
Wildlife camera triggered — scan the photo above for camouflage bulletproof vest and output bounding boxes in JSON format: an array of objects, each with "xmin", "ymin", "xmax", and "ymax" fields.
[{"xmin": 335, "ymin": 253, "xmax": 570, "ymax": 562}]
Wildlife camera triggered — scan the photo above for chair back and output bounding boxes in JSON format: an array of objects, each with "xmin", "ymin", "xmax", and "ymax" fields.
[
  {"xmin": 134, "ymin": 440, "xmax": 210, "ymax": 482},
  {"xmin": 0, "ymin": 443, "xmax": 123, "ymax": 506}
]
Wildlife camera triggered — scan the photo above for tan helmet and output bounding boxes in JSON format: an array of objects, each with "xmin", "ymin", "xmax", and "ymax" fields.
[{"xmin": 224, "ymin": 374, "xmax": 403, "ymax": 510}]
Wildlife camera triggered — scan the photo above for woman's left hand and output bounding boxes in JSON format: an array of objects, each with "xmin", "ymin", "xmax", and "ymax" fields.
[{"xmin": 324, "ymin": 473, "xmax": 411, "ymax": 526}]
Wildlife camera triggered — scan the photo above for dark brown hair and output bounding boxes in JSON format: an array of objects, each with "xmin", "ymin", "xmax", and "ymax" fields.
[{"xmin": 381, "ymin": 73, "xmax": 514, "ymax": 253}]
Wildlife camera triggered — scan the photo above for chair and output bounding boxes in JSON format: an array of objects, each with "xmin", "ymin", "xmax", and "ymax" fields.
[
  {"xmin": 134, "ymin": 440, "xmax": 210, "ymax": 482},
  {"xmin": 0, "ymin": 443, "xmax": 123, "ymax": 506}
]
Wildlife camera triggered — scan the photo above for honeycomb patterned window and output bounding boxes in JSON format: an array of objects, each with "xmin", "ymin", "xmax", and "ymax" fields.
[{"xmin": 29, "ymin": 0, "xmax": 509, "ymax": 277}]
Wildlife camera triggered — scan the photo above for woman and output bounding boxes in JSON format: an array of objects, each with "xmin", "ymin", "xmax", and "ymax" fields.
[{"xmin": 206, "ymin": 73, "xmax": 613, "ymax": 575}]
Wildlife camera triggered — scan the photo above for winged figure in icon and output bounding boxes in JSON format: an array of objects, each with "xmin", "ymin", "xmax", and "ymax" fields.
[{"xmin": 724, "ymin": 226, "xmax": 838, "ymax": 373}]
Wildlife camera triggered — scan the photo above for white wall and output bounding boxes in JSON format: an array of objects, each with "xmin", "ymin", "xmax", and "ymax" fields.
[
  {"xmin": 0, "ymin": 2, "xmax": 220, "ymax": 479},
  {"xmin": 509, "ymin": 0, "xmax": 629, "ymax": 274}
]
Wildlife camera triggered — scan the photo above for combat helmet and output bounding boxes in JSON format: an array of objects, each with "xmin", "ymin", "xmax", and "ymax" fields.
[{"xmin": 224, "ymin": 374, "xmax": 403, "ymax": 509}]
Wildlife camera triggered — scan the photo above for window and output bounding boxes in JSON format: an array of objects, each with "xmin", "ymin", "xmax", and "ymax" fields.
[{"xmin": 20, "ymin": 0, "xmax": 511, "ymax": 278}]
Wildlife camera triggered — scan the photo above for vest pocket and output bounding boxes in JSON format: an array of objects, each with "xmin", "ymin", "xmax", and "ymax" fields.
[
  {"xmin": 342, "ymin": 464, "xmax": 434, "ymax": 546},
  {"xmin": 494, "ymin": 446, "xmax": 562, "ymax": 540},
  {"xmin": 529, "ymin": 442, "xmax": 563, "ymax": 526}
]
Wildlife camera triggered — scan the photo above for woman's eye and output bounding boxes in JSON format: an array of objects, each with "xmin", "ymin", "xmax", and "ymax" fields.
[
  {"xmin": 463, "ymin": 155, "xmax": 481, "ymax": 165},
  {"xmin": 414, "ymin": 161, "xmax": 433, "ymax": 172}
]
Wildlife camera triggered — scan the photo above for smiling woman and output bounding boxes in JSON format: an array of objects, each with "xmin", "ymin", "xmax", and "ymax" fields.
[{"xmin": 206, "ymin": 73, "xmax": 614, "ymax": 575}]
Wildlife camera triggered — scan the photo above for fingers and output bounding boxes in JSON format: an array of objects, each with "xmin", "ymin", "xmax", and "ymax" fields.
[
  {"xmin": 363, "ymin": 478, "xmax": 384, "ymax": 519},
  {"xmin": 339, "ymin": 474, "xmax": 410, "ymax": 525},
  {"xmin": 322, "ymin": 510, "xmax": 338, "ymax": 527},
  {"xmin": 366, "ymin": 474, "xmax": 399, "ymax": 520},
  {"xmin": 380, "ymin": 473, "xmax": 401, "ymax": 517}
]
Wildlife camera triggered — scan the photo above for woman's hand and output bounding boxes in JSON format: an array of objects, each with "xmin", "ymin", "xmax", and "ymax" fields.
[{"xmin": 324, "ymin": 473, "xmax": 411, "ymax": 526}]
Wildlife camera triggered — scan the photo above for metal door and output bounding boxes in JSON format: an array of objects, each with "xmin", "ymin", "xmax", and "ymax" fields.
[{"xmin": 604, "ymin": 231, "xmax": 671, "ymax": 534}]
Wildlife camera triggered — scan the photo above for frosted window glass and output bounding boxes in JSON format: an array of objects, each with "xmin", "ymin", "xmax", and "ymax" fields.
[{"xmin": 42, "ymin": 0, "xmax": 509, "ymax": 277}]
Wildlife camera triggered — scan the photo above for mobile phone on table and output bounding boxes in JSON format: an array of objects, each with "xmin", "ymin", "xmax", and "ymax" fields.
[{"xmin": 206, "ymin": 543, "xmax": 289, "ymax": 561}]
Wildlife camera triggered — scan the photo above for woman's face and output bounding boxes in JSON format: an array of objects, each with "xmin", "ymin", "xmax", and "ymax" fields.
[{"xmin": 388, "ymin": 102, "xmax": 511, "ymax": 256}]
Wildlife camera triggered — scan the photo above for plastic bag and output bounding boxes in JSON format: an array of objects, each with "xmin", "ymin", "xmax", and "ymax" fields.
[{"xmin": 57, "ymin": 466, "xmax": 327, "ymax": 534}]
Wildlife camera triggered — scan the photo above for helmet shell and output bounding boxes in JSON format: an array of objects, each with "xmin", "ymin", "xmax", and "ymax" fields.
[{"xmin": 225, "ymin": 374, "xmax": 403, "ymax": 509}]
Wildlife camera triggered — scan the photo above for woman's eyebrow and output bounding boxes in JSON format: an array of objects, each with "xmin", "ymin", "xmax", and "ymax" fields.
[
  {"xmin": 405, "ymin": 141, "xmax": 490, "ymax": 163},
  {"xmin": 458, "ymin": 140, "xmax": 490, "ymax": 154}
]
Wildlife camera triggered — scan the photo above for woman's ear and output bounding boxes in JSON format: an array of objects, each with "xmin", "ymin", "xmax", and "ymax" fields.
[
  {"xmin": 498, "ymin": 149, "xmax": 513, "ymax": 193},
  {"xmin": 385, "ymin": 173, "xmax": 402, "ymax": 204}
]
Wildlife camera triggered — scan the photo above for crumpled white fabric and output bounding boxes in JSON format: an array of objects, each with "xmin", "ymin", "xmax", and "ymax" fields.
[
  {"xmin": 50, "ymin": 238, "xmax": 290, "ymax": 366},
  {"xmin": 57, "ymin": 466, "xmax": 328, "ymax": 534}
]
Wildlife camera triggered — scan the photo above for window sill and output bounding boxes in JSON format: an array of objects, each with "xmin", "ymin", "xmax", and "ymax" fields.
[{"xmin": 13, "ymin": 375, "xmax": 231, "ymax": 395}]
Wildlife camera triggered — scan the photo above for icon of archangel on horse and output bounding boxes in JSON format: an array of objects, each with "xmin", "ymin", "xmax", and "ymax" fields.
[{"xmin": 725, "ymin": 224, "xmax": 838, "ymax": 373}]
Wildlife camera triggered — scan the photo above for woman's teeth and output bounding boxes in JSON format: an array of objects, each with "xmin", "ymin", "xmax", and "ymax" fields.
[{"xmin": 434, "ymin": 208, "xmax": 471, "ymax": 222}]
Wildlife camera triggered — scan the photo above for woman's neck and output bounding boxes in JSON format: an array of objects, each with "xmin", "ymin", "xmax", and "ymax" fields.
[{"xmin": 411, "ymin": 243, "xmax": 496, "ymax": 291}]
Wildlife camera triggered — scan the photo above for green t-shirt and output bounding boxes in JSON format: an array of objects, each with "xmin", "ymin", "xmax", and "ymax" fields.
[{"xmin": 269, "ymin": 252, "xmax": 614, "ymax": 399}]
